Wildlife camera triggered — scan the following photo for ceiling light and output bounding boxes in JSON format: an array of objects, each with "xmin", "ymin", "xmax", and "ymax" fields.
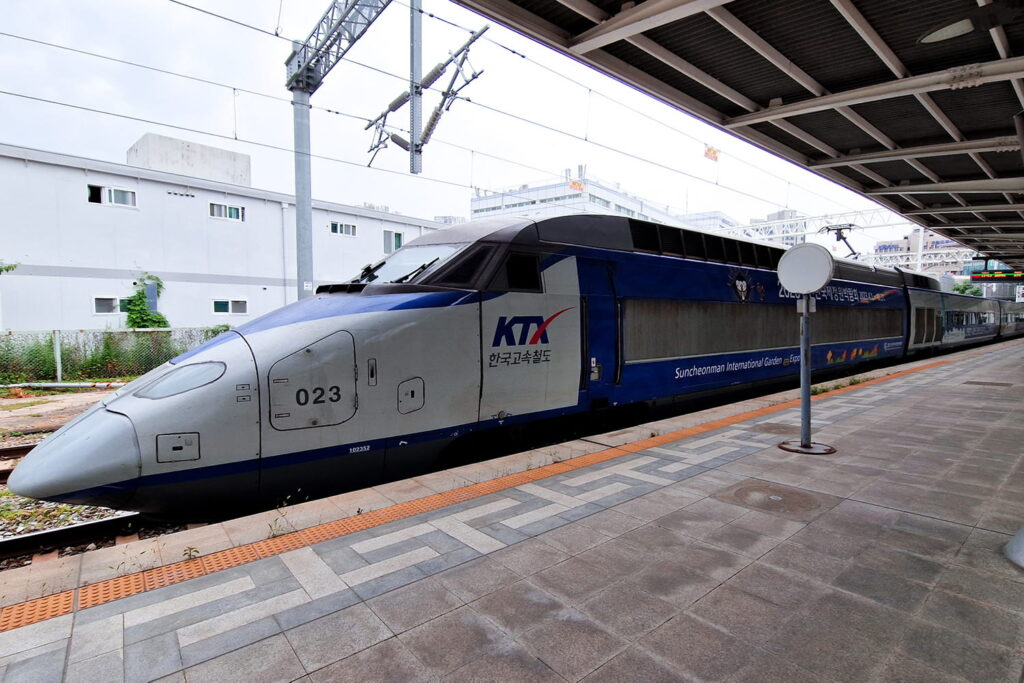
[{"xmin": 918, "ymin": 1, "xmax": 1022, "ymax": 44}]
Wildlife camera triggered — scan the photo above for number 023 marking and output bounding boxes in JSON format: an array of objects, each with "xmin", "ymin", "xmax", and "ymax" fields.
[{"xmin": 295, "ymin": 386, "xmax": 342, "ymax": 406}]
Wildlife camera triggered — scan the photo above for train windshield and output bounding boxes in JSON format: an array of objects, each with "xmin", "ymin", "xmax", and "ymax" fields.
[{"xmin": 355, "ymin": 244, "xmax": 464, "ymax": 284}]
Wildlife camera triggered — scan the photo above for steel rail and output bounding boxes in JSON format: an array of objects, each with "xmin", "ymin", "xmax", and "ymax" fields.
[
  {"xmin": 0, "ymin": 513, "xmax": 144, "ymax": 561},
  {"xmin": 0, "ymin": 444, "xmax": 34, "ymax": 460}
]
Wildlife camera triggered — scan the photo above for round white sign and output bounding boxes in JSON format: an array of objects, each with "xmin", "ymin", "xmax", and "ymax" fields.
[{"xmin": 777, "ymin": 243, "xmax": 834, "ymax": 294}]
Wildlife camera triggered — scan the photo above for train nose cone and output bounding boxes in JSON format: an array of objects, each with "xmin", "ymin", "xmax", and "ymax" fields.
[{"xmin": 9, "ymin": 409, "xmax": 141, "ymax": 507}]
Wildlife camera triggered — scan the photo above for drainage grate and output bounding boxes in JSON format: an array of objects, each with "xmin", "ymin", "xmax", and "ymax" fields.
[
  {"xmin": 713, "ymin": 480, "xmax": 840, "ymax": 521},
  {"xmin": 964, "ymin": 381, "xmax": 1012, "ymax": 387}
]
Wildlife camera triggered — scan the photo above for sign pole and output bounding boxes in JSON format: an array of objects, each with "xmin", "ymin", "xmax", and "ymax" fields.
[
  {"xmin": 777, "ymin": 243, "xmax": 836, "ymax": 455},
  {"xmin": 800, "ymin": 294, "xmax": 812, "ymax": 448}
]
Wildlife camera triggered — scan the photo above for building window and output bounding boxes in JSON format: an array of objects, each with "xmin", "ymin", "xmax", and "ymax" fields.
[
  {"xmin": 213, "ymin": 299, "xmax": 248, "ymax": 314},
  {"xmin": 614, "ymin": 204, "xmax": 636, "ymax": 217},
  {"xmin": 589, "ymin": 194, "xmax": 610, "ymax": 208},
  {"xmin": 209, "ymin": 203, "xmax": 245, "ymax": 221},
  {"xmin": 384, "ymin": 230, "xmax": 403, "ymax": 254},
  {"xmin": 94, "ymin": 297, "xmax": 130, "ymax": 314},
  {"xmin": 87, "ymin": 185, "xmax": 137, "ymax": 207},
  {"xmin": 538, "ymin": 193, "xmax": 582, "ymax": 204},
  {"xmin": 331, "ymin": 222, "xmax": 357, "ymax": 236}
]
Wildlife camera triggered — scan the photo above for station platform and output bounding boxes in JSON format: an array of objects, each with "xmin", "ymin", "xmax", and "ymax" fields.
[{"xmin": 0, "ymin": 340, "xmax": 1022, "ymax": 682}]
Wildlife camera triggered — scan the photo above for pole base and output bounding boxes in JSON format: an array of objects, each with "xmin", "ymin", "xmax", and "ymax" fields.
[
  {"xmin": 1005, "ymin": 527, "xmax": 1024, "ymax": 569},
  {"xmin": 778, "ymin": 441, "xmax": 836, "ymax": 455}
]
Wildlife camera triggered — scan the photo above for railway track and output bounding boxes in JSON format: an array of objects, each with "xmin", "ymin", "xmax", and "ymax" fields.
[
  {"xmin": 0, "ymin": 441, "xmax": 155, "ymax": 561},
  {"xmin": 0, "ymin": 444, "xmax": 34, "ymax": 485},
  {"xmin": 0, "ymin": 443, "xmax": 34, "ymax": 460},
  {"xmin": 0, "ymin": 513, "xmax": 144, "ymax": 561}
]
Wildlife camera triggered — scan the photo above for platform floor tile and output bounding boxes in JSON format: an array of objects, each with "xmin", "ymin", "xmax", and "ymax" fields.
[{"xmin": 0, "ymin": 342, "xmax": 1023, "ymax": 680}]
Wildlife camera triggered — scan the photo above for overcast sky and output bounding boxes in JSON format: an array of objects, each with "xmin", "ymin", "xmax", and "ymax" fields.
[{"xmin": 2, "ymin": 0, "xmax": 913, "ymax": 249}]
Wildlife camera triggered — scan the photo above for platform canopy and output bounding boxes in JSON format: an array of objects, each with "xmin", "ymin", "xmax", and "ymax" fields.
[{"xmin": 453, "ymin": 0, "xmax": 1024, "ymax": 267}]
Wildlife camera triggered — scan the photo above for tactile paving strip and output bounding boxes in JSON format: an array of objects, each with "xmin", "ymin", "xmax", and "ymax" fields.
[
  {"xmin": 251, "ymin": 532, "xmax": 307, "ymax": 558},
  {"xmin": 0, "ymin": 356, "xmax": 960, "ymax": 632},
  {"xmin": 199, "ymin": 545, "xmax": 259, "ymax": 574},
  {"xmin": 143, "ymin": 559, "xmax": 205, "ymax": 590},
  {"xmin": 78, "ymin": 573, "xmax": 146, "ymax": 610},
  {"xmin": 0, "ymin": 591, "xmax": 73, "ymax": 631}
]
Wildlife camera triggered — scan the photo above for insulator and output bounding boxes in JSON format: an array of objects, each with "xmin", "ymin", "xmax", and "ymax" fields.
[
  {"xmin": 387, "ymin": 91, "xmax": 411, "ymax": 113},
  {"xmin": 390, "ymin": 134, "xmax": 411, "ymax": 151},
  {"xmin": 421, "ymin": 107, "xmax": 442, "ymax": 145},
  {"xmin": 421, "ymin": 63, "xmax": 446, "ymax": 90}
]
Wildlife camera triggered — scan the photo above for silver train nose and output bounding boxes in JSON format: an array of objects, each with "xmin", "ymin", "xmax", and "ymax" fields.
[{"xmin": 9, "ymin": 408, "xmax": 141, "ymax": 507}]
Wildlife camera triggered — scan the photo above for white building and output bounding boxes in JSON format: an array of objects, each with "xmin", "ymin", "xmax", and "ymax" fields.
[
  {"xmin": 749, "ymin": 209, "xmax": 807, "ymax": 247},
  {"xmin": 470, "ymin": 167, "xmax": 682, "ymax": 225},
  {"xmin": 675, "ymin": 211, "xmax": 741, "ymax": 233},
  {"xmin": 0, "ymin": 137, "xmax": 444, "ymax": 331},
  {"xmin": 873, "ymin": 230, "xmax": 970, "ymax": 276}
]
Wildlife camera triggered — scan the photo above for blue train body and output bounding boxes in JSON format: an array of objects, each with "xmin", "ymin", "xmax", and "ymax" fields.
[{"xmin": 10, "ymin": 215, "xmax": 1024, "ymax": 516}]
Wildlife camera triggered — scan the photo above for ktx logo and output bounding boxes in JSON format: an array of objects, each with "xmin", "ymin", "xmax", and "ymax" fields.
[{"xmin": 491, "ymin": 307, "xmax": 574, "ymax": 347}]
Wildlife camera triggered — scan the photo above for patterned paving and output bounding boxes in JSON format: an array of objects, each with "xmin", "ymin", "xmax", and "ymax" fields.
[{"xmin": 0, "ymin": 343, "xmax": 1022, "ymax": 681}]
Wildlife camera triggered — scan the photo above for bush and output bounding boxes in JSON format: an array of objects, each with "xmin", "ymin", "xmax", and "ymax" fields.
[
  {"xmin": 0, "ymin": 334, "xmax": 55, "ymax": 382},
  {"xmin": 2, "ymin": 328, "xmax": 211, "ymax": 383}
]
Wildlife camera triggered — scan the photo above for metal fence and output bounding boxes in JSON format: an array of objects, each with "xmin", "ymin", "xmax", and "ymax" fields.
[{"xmin": 0, "ymin": 327, "xmax": 224, "ymax": 383}]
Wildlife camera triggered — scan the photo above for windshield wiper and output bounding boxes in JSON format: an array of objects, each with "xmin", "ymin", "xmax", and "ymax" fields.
[
  {"xmin": 356, "ymin": 259, "xmax": 386, "ymax": 283},
  {"xmin": 393, "ymin": 257, "xmax": 440, "ymax": 284}
]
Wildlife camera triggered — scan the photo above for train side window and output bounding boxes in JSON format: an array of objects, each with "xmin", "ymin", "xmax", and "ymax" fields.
[
  {"xmin": 705, "ymin": 235, "xmax": 726, "ymax": 262},
  {"xmin": 429, "ymin": 244, "xmax": 496, "ymax": 287},
  {"xmin": 490, "ymin": 252, "xmax": 542, "ymax": 292},
  {"xmin": 723, "ymin": 239, "xmax": 741, "ymax": 265},
  {"xmin": 630, "ymin": 221, "xmax": 660, "ymax": 252},
  {"xmin": 683, "ymin": 231, "xmax": 706, "ymax": 260},
  {"xmin": 738, "ymin": 242, "xmax": 756, "ymax": 267},
  {"xmin": 659, "ymin": 226, "xmax": 684, "ymax": 256}
]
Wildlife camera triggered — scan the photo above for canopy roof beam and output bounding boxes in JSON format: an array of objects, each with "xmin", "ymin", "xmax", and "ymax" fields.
[
  {"xmin": 569, "ymin": 0, "xmax": 731, "ymax": 54},
  {"xmin": 904, "ymin": 203, "xmax": 1024, "ymax": 215},
  {"xmin": 725, "ymin": 55, "xmax": 1024, "ymax": 128},
  {"xmin": 867, "ymin": 178, "xmax": 1024, "ymax": 194},
  {"xmin": 811, "ymin": 137, "xmax": 1020, "ymax": 168}
]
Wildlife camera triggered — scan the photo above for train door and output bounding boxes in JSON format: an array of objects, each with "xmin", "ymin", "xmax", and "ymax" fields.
[
  {"xmin": 906, "ymin": 289, "xmax": 943, "ymax": 353},
  {"xmin": 479, "ymin": 251, "xmax": 581, "ymax": 422},
  {"xmin": 578, "ymin": 257, "xmax": 619, "ymax": 408},
  {"xmin": 257, "ymin": 329, "xmax": 375, "ymax": 502}
]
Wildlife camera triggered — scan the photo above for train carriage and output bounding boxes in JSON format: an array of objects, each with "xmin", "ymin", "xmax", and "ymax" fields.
[{"xmin": 9, "ymin": 214, "xmax": 1022, "ymax": 516}]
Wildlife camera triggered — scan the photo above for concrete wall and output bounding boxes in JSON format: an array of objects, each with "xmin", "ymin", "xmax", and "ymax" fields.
[
  {"xmin": 127, "ymin": 133, "xmax": 252, "ymax": 186},
  {"xmin": 0, "ymin": 147, "xmax": 441, "ymax": 331}
]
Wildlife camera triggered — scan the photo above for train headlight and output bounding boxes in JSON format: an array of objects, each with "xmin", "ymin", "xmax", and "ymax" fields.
[{"xmin": 136, "ymin": 361, "xmax": 226, "ymax": 399}]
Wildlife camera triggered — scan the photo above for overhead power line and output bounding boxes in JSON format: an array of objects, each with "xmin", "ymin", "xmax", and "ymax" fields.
[
  {"xmin": 0, "ymin": 88, "xmax": 602, "ymax": 217},
  {"xmin": 392, "ymin": 0, "xmax": 862, "ymax": 212},
  {"xmin": 0, "ymin": 31, "xmax": 602, "ymax": 193},
  {"xmin": 156, "ymin": 0, "xmax": 861, "ymax": 212},
  {"xmin": 1, "ymin": 30, "xmax": 796, "ymax": 211},
  {"xmin": 5, "ymin": 9, "xmax": 862, "ymax": 215},
  {"xmin": 166, "ymin": 0, "xmax": 292, "ymax": 41}
]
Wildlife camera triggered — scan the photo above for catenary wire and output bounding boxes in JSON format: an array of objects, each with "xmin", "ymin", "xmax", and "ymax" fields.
[
  {"xmin": 0, "ymin": 30, "xmax": 596, "ymax": 198},
  {"xmin": 158, "ymin": 0, "xmax": 862, "ymax": 212},
  {"xmin": 160, "ymin": 0, "xmax": 861, "ymax": 211},
  {"xmin": 1, "ymin": 30, "xmax": 794, "ymax": 213},
  {"xmin": 0, "ymin": 88, "xmax": 608, "ymax": 216},
  {"xmin": 166, "ymin": 0, "xmax": 292, "ymax": 41},
  {"xmin": 391, "ymin": 0, "xmax": 862, "ymax": 211},
  {"xmin": 0, "ymin": 31, "xmax": 622, "ymax": 203},
  {"xmin": 1, "ymin": 86, "xmax": 907, "ymax": 230}
]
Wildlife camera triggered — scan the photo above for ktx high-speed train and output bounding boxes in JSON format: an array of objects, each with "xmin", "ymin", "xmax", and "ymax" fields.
[{"xmin": 11, "ymin": 215, "xmax": 1024, "ymax": 516}]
